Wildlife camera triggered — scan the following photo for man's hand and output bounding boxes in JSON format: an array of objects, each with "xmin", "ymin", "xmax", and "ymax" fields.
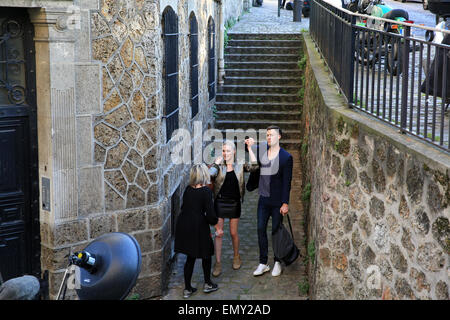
[{"xmin": 280, "ymin": 203, "xmax": 289, "ymax": 216}]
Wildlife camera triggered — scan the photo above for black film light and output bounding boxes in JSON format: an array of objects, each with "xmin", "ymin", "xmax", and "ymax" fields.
[{"xmin": 57, "ymin": 232, "xmax": 142, "ymax": 300}]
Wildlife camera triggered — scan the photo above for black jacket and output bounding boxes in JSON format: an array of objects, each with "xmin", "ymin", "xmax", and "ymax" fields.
[
  {"xmin": 174, "ymin": 186, "xmax": 218, "ymax": 258},
  {"xmin": 246, "ymin": 143, "xmax": 293, "ymax": 207}
]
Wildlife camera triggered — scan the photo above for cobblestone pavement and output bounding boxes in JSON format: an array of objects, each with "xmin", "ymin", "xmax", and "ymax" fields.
[
  {"xmin": 162, "ymin": 180, "xmax": 308, "ymax": 300},
  {"xmin": 229, "ymin": 0, "xmax": 309, "ymax": 34}
]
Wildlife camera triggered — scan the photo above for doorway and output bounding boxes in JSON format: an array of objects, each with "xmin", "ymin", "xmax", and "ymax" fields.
[{"xmin": 0, "ymin": 7, "xmax": 40, "ymax": 281}]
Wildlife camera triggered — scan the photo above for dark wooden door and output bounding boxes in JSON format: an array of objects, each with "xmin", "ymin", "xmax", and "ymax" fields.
[{"xmin": 0, "ymin": 8, "xmax": 40, "ymax": 282}]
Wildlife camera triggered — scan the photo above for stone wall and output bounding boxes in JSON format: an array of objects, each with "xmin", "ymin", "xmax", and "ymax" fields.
[
  {"xmin": 30, "ymin": 0, "xmax": 236, "ymax": 299},
  {"xmin": 223, "ymin": 0, "xmax": 246, "ymax": 24},
  {"xmin": 300, "ymin": 34, "xmax": 450, "ymax": 300}
]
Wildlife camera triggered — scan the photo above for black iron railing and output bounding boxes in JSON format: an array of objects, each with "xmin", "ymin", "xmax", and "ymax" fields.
[{"xmin": 310, "ymin": 0, "xmax": 450, "ymax": 152}]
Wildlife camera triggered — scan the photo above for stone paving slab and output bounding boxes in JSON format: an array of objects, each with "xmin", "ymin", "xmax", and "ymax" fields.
[
  {"xmin": 162, "ymin": 174, "xmax": 307, "ymax": 300},
  {"xmin": 229, "ymin": 0, "xmax": 309, "ymax": 34}
]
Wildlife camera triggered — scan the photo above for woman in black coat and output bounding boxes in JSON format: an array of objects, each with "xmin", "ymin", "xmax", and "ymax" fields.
[{"xmin": 174, "ymin": 163, "xmax": 224, "ymax": 298}]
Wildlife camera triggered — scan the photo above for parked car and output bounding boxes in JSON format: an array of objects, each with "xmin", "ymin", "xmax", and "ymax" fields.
[{"xmin": 285, "ymin": 0, "xmax": 310, "ymax": 17}]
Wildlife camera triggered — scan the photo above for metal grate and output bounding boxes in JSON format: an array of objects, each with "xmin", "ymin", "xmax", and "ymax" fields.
[
  {"xmin": 162, "ymin": 6, "xmax": 179, "ymax": 142},
  {"xmin": 208, "ymin": 17, "xmax": 216, "ymax": 101},
  {"xmin": 190, "ymin": 13, "xmax": 199, "ymax": 118}
]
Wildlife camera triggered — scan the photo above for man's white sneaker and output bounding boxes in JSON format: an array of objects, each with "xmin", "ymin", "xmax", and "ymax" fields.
[
  {"xmin": 272, "ymin": 261, "xmax": 282, "ymax": 277},
  {"xmin": 253, "ymin": 264, "xmax": 270, "ymax": 276}
]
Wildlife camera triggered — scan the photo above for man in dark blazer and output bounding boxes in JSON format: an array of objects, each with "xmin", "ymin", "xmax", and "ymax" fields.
[{"xmin": 245, "ymin": 125, "xmax": 293, "ymax": 277}]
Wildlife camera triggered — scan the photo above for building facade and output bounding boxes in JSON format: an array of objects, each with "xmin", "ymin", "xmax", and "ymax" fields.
[{"xmin": 0, "ymin": 0, "xmax": 246, "ymax": 299}]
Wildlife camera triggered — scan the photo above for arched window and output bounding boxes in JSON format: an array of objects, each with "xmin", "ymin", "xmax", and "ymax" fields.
[
  {"xmin": 189, "ymin": 13, "xmax": 199, "ymax": 118},
  {"xmin": 162, "ymin": 6, "xmax": 179, "ymax": 142},
  {"xmin": 207, "ymin": 17, "xmax": 215, "ymax": 101}
]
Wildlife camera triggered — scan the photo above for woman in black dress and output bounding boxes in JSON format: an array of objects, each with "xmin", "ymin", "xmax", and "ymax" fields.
[
  {"xmin": 209, "ymin": 140, "xmax": 258, "ymax": 276},
  {"xmin": 174, "ymin": 163, "xmax": 224, "ymax": 298}
]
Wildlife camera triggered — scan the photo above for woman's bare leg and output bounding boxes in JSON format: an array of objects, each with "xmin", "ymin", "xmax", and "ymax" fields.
[
  {"xmin": 214, "ymin": 218, "xmax": 224, "ymax": 263},
  {"xmin": 229, "ymin": 218, "xmax": 240, "ymax": 257}
]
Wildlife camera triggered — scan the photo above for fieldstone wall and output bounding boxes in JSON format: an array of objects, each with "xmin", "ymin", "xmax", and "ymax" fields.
[
  {"xmin": 223, "ymin": 0, "xmax": 247, "ymax": 24},
  {"xmin": 301, "ymin": 34, "xmax": 449, "ymax": 300},
  {"xmin": 36, "ymin": 0, "xmax": 226, "ymax": 300}
]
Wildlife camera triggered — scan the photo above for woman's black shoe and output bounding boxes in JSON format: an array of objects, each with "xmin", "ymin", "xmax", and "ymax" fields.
[
  {"xmin": 203, "ymin": 282, "xmax": 219, "ymax": 293},
  {"xmin": 183, "ymin": 287, "xmax": 197, "ymax": 298}
]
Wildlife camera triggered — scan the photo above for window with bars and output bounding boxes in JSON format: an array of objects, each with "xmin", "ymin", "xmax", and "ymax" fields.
[
  {"xmin": 208, "ymin": 17, "xmax": 215, "ymax": 101},
  {"xmin": 162, "ymin": 6, "xmax": 179, "ymax": 142},
  {"xmin": 189, "ymin": 13, "xmax": 199, "ymax": 118}
]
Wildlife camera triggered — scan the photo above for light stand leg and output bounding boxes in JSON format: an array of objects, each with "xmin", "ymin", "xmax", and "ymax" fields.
[{"xmin": 56, "ymin": 268, "xmax": 70, "ymax": 300}]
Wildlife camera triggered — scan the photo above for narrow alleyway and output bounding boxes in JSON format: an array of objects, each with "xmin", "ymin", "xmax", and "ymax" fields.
[{"xmin": 162, "ymin": 0, "xmax": 309, "ymax": 300}]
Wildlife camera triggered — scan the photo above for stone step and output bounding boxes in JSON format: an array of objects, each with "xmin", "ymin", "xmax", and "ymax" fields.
[
  {"xmin": 224, "ymin": 76, "xmax": 300, "ymax": 86},
  {"xmin": 225, "ymin": 53, "xmax": 299, "ymax": 62},
  {"xmin": 226, "ymin": 46, "xmax": 300, "ymax": 55},
  {"xmin": 218, "ymin": 84, "xmax": 300, "ymax": 95},
  {"xmin": 225, "ymin": 61, "xmax": 299, "ymax": 70},
  {"xmin": 228, "ymin": 33, "xmax": 303, "ymax": 41},
  {"xmin": 227, "ymin": 39, "xmax": 303, "ymax": 48},
  {"xmin": 215, "ymin": 119, "xmax": 301, "ymax": 131},
  {"xmin": 216, "ymin": 110, "xmax": 302, "ymax": 121},
  {"xmin": 225, "ymin": 69, "xmax": 302, "ymax": 78},
  {"xmin": 216, "ymin": 93, "xmax": 300, "ymax": 103},
  {"xmin": 218, "ymin": 128, "xmax": 301, "ymax": 140},
  {"xmin": 215, "ymin": 101, "xmax": 302, "ymax": 112}
]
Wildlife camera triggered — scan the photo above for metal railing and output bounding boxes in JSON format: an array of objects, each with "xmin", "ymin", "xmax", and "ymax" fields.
[{"xmin": 310, "ymin": 0, "xmax": 450, "ymax": 152}]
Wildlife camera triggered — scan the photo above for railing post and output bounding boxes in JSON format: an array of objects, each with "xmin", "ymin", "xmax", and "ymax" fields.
[
  {"xmin": 400, "ymin": 24, "xmax": 411, "ymax": 133},
  {"xmin": 348, "ymin": 14, "xmax": 356, "ymax": 107}
]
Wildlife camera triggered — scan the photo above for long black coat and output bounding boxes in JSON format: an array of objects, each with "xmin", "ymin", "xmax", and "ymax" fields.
[{"xmin": 174, "ymin": 186, "xmax": 218, "ymax": 258}]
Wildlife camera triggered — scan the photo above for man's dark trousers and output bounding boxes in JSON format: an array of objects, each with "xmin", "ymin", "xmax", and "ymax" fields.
[
  {"xmin": 257, "ymin": 196, "xmax": 283, "ymax": 264},
  {"xmin": 255, "ymin": 147, "xmax": 293, "ymax": 265}
]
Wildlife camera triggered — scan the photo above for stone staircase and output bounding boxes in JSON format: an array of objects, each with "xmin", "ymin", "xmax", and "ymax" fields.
[{"xmin": 215, "ymin": 33, "xmax": 304, "ymax": 150}]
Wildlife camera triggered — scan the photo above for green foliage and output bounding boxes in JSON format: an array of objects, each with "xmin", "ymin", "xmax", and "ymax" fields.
[
  {"xmin": 126, "ymin": 293, "xmax": 141, "ymax": 300},
  {"xmin": 224, "ymin": 30, "xmax": 229, "ymax": 49},
  {"xmin": 427, "ymin": 132, "xmax": 440, "ymax": 142},
  {"xmin": 224, "ymin": 17, "xmax": 238, "ymax": 48},
  {"xmin": 302, "ymin": 183, "xmax": 311, "ymax": 201},
  {"xmin": 301, "ymin": 142, "xmax": 308, "ymax": 157},
  {"xmin": 297, "ymin": 87, "xmax": 305, "ymax": 101},
  {"xmin": 212, "ymin": 104, "xmax": 218, "ymax": 119},
  {"xmin": 336, "ymin": 116, "xmax": 345, "ymax": 135},
  {"xmin": 307, "ymin": 241, "xmax": 316, "ymax": 263},
  {"xmin": 298, "ymin": 55, "xmax": 307, "ymax": 70},
  {"xmin": 298, "ymin": 278, "xmax": 309, "ymax": 295}
]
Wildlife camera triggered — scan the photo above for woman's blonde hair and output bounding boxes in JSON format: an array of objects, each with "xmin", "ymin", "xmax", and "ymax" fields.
[
  {"xmin": 222, "ymin": 140, "xmax": 236, "ymax": 153},
  {"xmin": 189, "ymin": 163, "xmax": 211, "ymax": 186}
]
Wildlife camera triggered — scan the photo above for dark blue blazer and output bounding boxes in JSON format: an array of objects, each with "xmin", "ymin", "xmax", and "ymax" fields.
[{"xmin": 247, "ymin": 143, "xmax": 293, "ymax": 207}]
